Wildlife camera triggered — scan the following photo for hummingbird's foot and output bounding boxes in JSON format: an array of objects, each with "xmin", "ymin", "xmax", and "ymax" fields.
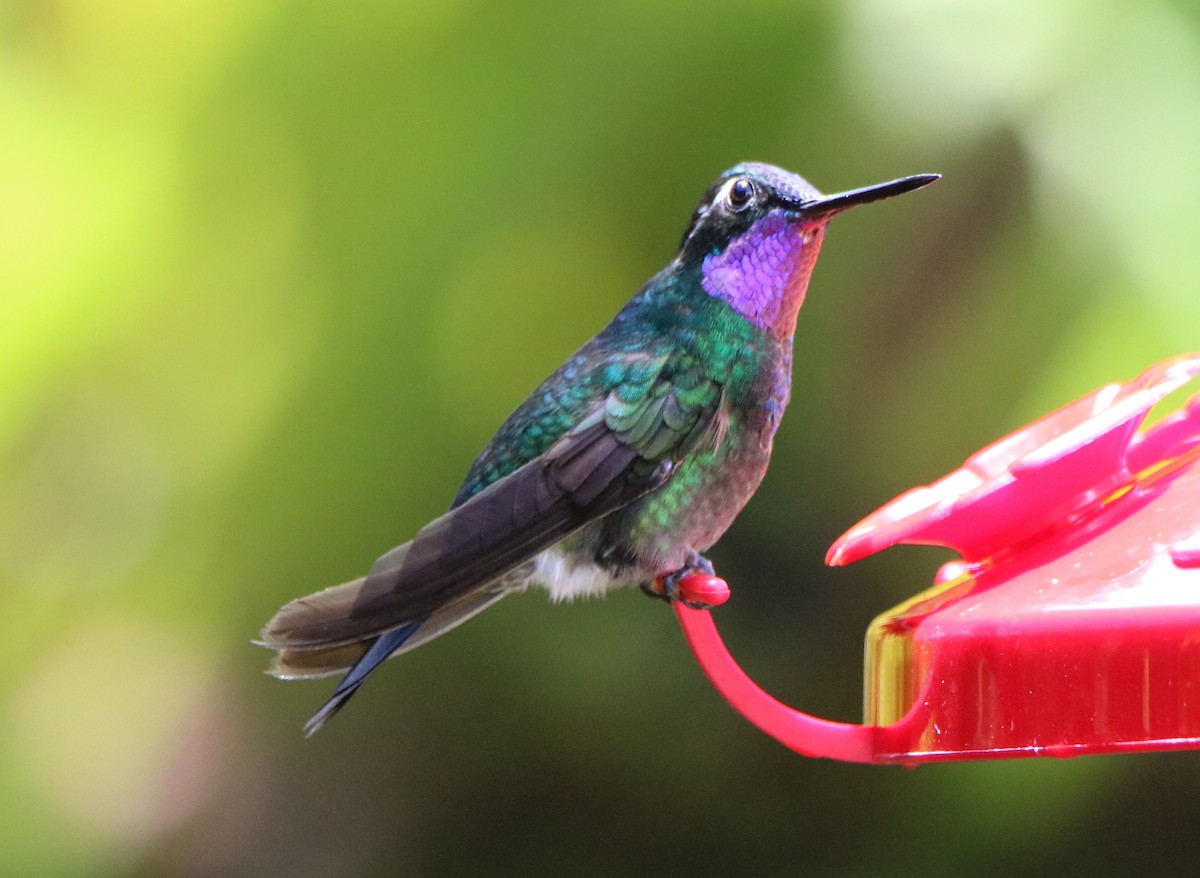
[{"xmin": 643, "ymin": 557, "xmax": 730, "ymax": 609}]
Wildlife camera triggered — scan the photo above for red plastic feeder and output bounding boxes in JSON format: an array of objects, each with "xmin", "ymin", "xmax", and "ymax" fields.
[{"xmin": 676, "ymin": 354, "xmax": 1200, "ymax": 763}]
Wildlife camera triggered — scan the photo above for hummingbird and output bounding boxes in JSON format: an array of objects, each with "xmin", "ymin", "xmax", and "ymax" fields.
[{"xmin": 259, "ymin": 162, "xmax": 938, "ymax": 734}]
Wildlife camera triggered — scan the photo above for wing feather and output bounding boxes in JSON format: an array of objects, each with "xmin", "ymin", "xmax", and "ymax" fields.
[
  {"xmin": 263, "ymin": 415, "xmax": 671, "ymax": 650},
  {"xmin": 261, "ymin": 348, "xmax": 726, "ymax": 655}
]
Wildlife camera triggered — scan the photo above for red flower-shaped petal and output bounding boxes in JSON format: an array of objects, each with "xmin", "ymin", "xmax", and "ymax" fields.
[{"xmin": 828, "ymin": 354, "xmax": 1200, "ymax": 567}]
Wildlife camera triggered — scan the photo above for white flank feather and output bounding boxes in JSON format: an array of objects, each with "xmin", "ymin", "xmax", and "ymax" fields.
[{"xmin": 532, "ymin": 549, "xmax": 618, "ymax": 603}]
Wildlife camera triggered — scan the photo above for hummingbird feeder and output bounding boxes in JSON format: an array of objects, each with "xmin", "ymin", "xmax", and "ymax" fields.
[{"xmin": 675, "ymin": 353, "xmax": 1200, "ymax": 764}]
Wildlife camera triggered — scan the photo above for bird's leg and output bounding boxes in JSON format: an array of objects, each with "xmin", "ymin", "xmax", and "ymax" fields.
[{"xmin": 642, "ymin": 554, "xmax": 729, "ymax": 609}]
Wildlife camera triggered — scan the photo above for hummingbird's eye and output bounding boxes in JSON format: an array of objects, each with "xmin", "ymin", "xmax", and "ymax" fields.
[{"xmin": 727, "ymin": 178, "xmax": 755, "ymax": 210}]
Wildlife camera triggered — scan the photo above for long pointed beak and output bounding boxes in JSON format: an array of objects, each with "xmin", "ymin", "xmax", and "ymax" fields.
[{"xmin": 799, "ymin": 173, "xmax": 940, "ymax": 219}]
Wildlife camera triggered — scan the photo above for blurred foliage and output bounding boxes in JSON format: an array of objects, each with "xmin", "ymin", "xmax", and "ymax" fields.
[{"xmin": 3, "ymin": 0, "xmax": 1200, "ymax": 875}]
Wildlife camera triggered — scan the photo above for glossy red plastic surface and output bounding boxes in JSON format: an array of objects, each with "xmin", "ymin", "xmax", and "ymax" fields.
[
  {"xmin": 676, "ymin": 354, "xmax": 1200, "ymax": 763},
  {"xmin": 675, "ymin": 604, "xmax": 886, "ymax": 763},
  {"xmin": 677, "ymin": 574, "xmax": 731, "ymax": 607}
]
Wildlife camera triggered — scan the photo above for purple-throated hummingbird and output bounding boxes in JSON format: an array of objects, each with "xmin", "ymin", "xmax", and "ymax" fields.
[{"xmin": 259, "ymin": 163, "xmax": 938, "ymax": 734}]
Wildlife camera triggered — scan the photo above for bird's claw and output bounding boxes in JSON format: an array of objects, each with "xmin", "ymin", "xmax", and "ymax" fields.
[{"xmin": 643, "ymin": 559, "xmax": 730, "ymax": 609}]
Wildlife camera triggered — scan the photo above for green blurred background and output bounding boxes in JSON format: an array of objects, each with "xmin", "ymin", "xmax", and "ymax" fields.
[{"xmin": 4, "ymin": 0, "xmax": 1200, "ymax": 875}]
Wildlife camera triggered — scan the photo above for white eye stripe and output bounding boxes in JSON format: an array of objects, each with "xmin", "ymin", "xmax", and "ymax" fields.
[{"xmin": 716, "ymin": 178, "xmax": 738, "ymax": 203}]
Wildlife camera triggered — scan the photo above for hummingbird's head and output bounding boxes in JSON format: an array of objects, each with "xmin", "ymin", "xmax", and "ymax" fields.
[{"xmin": 681, "ymin": 162, "xmax": 938, "ymax": 340}]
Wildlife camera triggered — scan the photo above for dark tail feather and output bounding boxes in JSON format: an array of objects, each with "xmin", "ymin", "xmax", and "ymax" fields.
[{"xmin": 303, "ymin": 619, "xmax": 424, "ymax": 737}]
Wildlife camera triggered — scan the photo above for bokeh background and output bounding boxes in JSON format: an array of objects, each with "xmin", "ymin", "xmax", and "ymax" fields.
[{"xmin": 4, "ymin": 0, "xmax": 1200, "ymax": 875}]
